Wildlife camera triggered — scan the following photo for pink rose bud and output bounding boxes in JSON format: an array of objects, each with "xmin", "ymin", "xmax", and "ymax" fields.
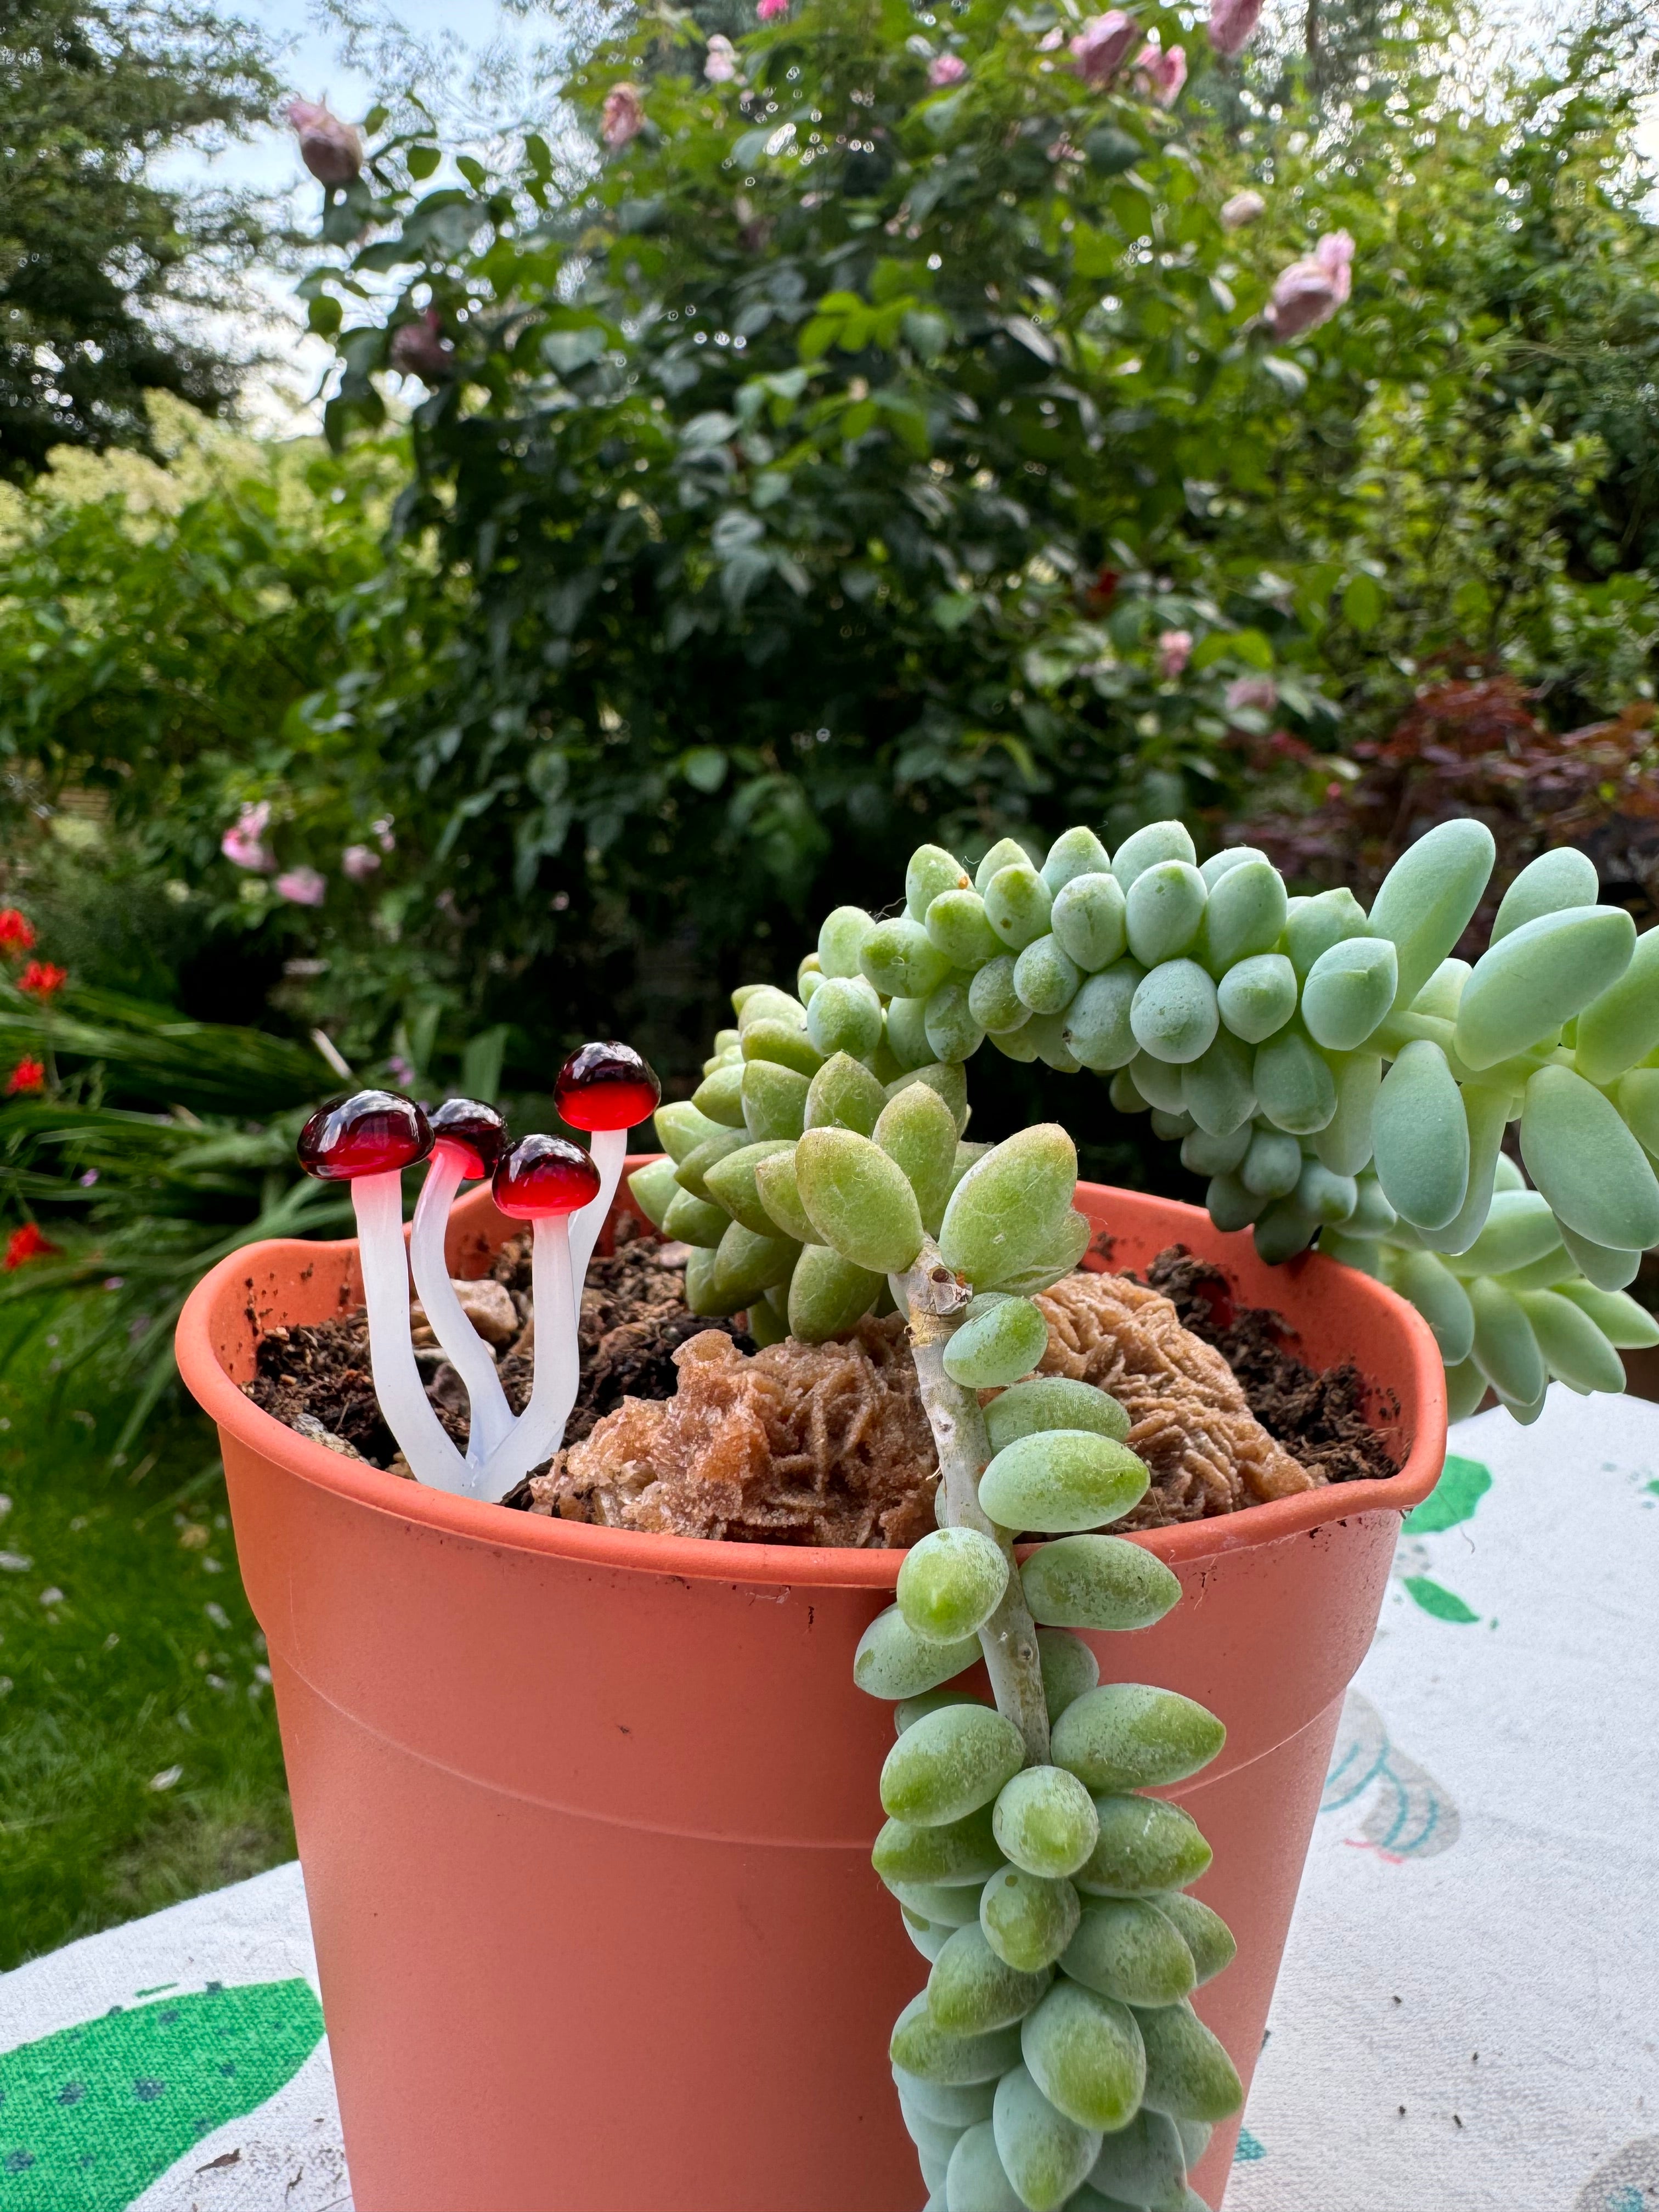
[
  {"xmin": 275, "ymin": 866, "xmax": 328, "ymax": 908},
  {"xmin": 286, "ymin": 99, "xmax": 363, "ymax": 188},
  {"xmin": 601, "ymin": 82, "xmax": 645, "ymax": 149},
  {"xmin": 342, "ymin": 844, "xmax": 381, "ymax": 881},
  {"xmin": 757, "ymin": 0, "xmax": 789, "ymax": 19},
  {"xmin": 1221, "ymin": 188, "xmax": 1267, "ymax": 229},
  {"xmin": 1070, "ymin": 11, "xmax": 1140, "ymax": 86},
  {"xmin": 1225, "ymin": 675, "xmax": 1278, "ymax": 715},
  {"xmin": 1158, "ymin": 629, "xmax": 1193, "ymax": 679},
  {"xmin": 704, "ymin": 34, "xmax": 739, "ymax": 81},
  {"xmin": 221, "ymin": 802, "xmax": 273, "ymax": 873},
  {"xmin": 1207, "ymin": 0, "xmax": 1264, "ymax": 58},
  {"xmin": 389, "ymin": 308, "xmax": 455, "ymax": 382},
  {"xmin": 1134, "ymin": 41, "xmax": 1187, "ymax": 106},
  {"xmin": 928, "ymin": 53, "xmax": 968, "ymax": 87},
  {"xmin": 1263, "ymin": 229, "xmax": 1353, "ymax": 340}
]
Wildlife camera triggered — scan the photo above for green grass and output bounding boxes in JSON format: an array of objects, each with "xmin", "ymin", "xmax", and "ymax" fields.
[{"xmin": 0, "ymin": 1295, "xmax": 293, "ymax": 1970}]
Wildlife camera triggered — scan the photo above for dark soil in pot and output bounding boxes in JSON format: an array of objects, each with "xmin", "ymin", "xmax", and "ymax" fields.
[{"xmin": 244, "ymin": 1220, "xmax": 1398, "ymax": 1540}]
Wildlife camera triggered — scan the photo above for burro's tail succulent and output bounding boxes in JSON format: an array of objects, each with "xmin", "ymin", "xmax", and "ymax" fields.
[{"xmin": 628, "ymin": 817, "xmax": 1659, "ymax": 2208}]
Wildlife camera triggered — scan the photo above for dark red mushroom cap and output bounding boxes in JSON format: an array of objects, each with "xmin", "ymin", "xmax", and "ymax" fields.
[
  {"xmin": 493, "ymin": 1133, "xmax": 601, "ymax": 1220},
  {"xmin": 554, "ymin": 1040, "xmax": 661, "ymax": 1133},
  {"xmin": 297, "ymin": 1091, "xmax": 432, "ymax": 1181},
  {"xmin": 429, "ymin": 1096, "xmax": 509, "ymax": 1180}
]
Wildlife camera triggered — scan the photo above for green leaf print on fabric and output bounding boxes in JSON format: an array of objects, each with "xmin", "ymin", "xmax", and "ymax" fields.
[
  {"xmin": 0, "ymin": 1979, "xmax": 324, "ymax": 2211},
  {"xmin": 1402, "ymin": 1454, "xmax": 1492, "ymax": 1536}
]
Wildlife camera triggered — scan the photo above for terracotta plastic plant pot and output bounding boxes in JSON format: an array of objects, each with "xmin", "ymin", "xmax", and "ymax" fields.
[{"xmin": 176, "ymin": 1172, "xmax": 1446, "ymax": 2212}]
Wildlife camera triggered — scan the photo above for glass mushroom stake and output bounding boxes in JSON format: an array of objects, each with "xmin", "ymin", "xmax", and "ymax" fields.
[{"xmin": 296, "ymin": 1042, "xmax": 659, "ymax": 1503}]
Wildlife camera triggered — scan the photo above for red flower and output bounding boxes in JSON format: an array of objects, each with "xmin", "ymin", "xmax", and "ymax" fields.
[
  {"xmin": 5, "ymin": 1058, "xmax": 44, "ymax": 1095},
  {"xmin": 16, "ymin": 961, "xmax": 67, "ymax": 997},
  {"xmin": 0, "ymin": 909, "xmax": 35, "ymax": 953},
  {"xmin": 3, "ymin": 1222, "xmax": 57, "ymax": 1269}
]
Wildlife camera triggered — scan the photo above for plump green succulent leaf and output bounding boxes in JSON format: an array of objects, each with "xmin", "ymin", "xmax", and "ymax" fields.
[
  {"xmin": 1367, "ymin": 817, "xmax": 1497, "ymax": 1008},
  {"xmin": 1373, "ymin": 1039, "xmax": 1470, "ymax": 1229},
  {"xmin": 691, "ymin": 1057, "xmax": 749, "ymax": 1127},
  {"xmin": 1149, "ymin": 1891, "xmax": 1237, "ymax": 1986},
  {"xmin": 943, "ymin": 1294, "xmax": 1051, "ymax": 1388},
  {"xmin": 1051, "ymin": 872, "xmax": 1128, "ymax": 973},
  {"xmin": 1051, "ymin": 1685, "xmax": 1226, "ymax": 1795},
  {"xmin": 1130, "ymin": 959, "xmax": 1219, "ymax": 1065},
  {"xmin": 985, "ymin": 862, "xmax": 1056, "ymax": 951},
  {"xmin": 928, "ymin": 1923, "xmax": 1054, "ymax": 2034},
  {"xmin": 710, "ymin": 1219, "xmax": 797, "ymax": 1305},
  {"xmin": 806, "ymin": 974, "xmax": 885, "ymax": 1062},
  {"xmin": 1453, "ymin": 906, "xmax": 1635, "ymax": 1071},
  {"xmin": 1301, "ymin": 935, "xmax": 1398, "ymax": 1052},
  {"xmin": 985, "ymin": 1379, "xmax": 1130, "ymax": 1454},
  {"xmin": 855, "ymin": 1605, "xmax": 981, "ymax": 1700},
  {"xmin": 1063, "ymin": 961, "xmax": 1143, "ymax": 1071},
  {"xmin": 1490, "ymin": 846, "xmax": 1600, "ymax": 942},
  {"xmin": 662, "ymin": 1186, "xmax": 732, "ymax": 1248},
  {"xmin": 627, "ymin": 1156, "xmax": 681, "ymax": 1232},
  {"xmin": 1133, "ymin": 2001, "xmax": 1244, "ymax": 2124},
  {"xmin": 890, "ymin": 1992, "xmax": 1024, "ymax": 2085},
  {"xmin": 994, "ymin": 2062, "xmax": 1103, "ymax": 2212},
  {"xmin": 1083, "ymin": 2107, "xmax": 1190, "ymax": 2207},
  {"xmin": 740, "ymin": 1056, "xmax": 810, "ymax": 1141},
  {"xmin": 1074, "ymin": 1795, "xmax": 1213, "ymax": 1897},
  {"xmin": 654, "ymin": 1098, "xmax": 726, "ymax": 1162},
  {"xmin": 899, "ymin": 1527, "xmax": 1011, "ymax": 1646},
  {"xmin": 1520, "ymin": 1063, "xmax": 1659, "ymax": 1250},
  {"xmin": 939, "ymin": 1125, "xmax": 1078, "ymax": 1290},
  {"xmin": 1216, "ymin": 951, "xmax": 1299, "ymax": 1045},
  {"xmin": 1200, "ymin": 855, "xmax": 1287, "ymax": 973},
  {"xmin": 992, "ymin": 1765, "xmax": 1101, "ymax": 1880},
  {"xmin": 805, "ymin": 1049, "xmax": 888, "ymax": 1135},
  {"xmin": 1111, "ymin": 820, "xmax": 1195, "ymax": 891},
  {"xmin": 1392, "ymin": 1248, "xmax": 1476, "ymax": 1364},
  {"xmin": 1575, "ymin": 926, "xmax": 1659, "ymax": 1085},
  {"xmin": 1284, "ymin": 885, "xmax": 1370, "ymax": 980},
  {"xmin": 979, "ymin": 1430, "xmax": 1149, "ymax": 1534},
  {"xmin": 875, "ymin": 1079, "xmax": 960, "ymax": 1232},
  {"xmin": 1020, "ymin": 1982, "xmax": 1147, "ymax": 2134},
  {"xmin": 1037, "ymin": 1628, "xmax": 1099, "ymax": 1725},
  {"xmin": 883, "ymin": 1705, "xmax": 1028, "ymax": 1829},
  {"xmin": 795, "ymin": 1125, "xmax": 926, "ymax": 1272},
  {"xmin": 1020, "ymin": 1534, "xmax": 1180, "ymax": 1633},
  {"xmin": 980, "ymin": 1868, "xmax": 1082, "ymax": 1974},
  {"xmin": 1061, "ymin": 1897, "xmax": 1198, "ymax": 2009},
  {"xmin": 702, "ymin": 1138, "xmax": 795, "ymax": 1234},
  {"xmin": 787, "ymin": 1242, "xmax": 883, "ymax": 1341}
]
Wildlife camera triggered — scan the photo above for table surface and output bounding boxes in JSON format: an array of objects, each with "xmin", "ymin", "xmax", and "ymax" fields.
[{"xmin": 2, "ymin": 1386, "xmax": 1655, "ymax": 2212}]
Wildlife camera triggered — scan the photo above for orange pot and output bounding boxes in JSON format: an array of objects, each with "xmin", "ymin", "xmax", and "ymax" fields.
[{"xmin": 177, "ymin": 1174, "xmax": 1446, "ymax": 2212}]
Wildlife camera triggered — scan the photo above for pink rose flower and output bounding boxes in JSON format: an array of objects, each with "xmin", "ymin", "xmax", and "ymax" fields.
[
  {"xmin": 341, "ymin": 845, "xmax": 381, "ymax": 881},
  {"xmin": 221, "ymin": 802, "xmax": 273, "ymax": 873},
  {"xmin": 1207, "ymin": 0, "xmax": 1264, "ymax": 58},
  {"xmin": 286, "ymin": 99, "xmax": 363, "ymax": 188},
  {"xmin": 704, "ymin": 35, "xmax": 738, "ymax": 82},
  {"xmin": 1070, "ymin": 12, "xmax": 1140, "ymax": 87},
  {"xmin": 757, "ymin": 0, "xmax": 789, "ymax": 19},
  {"xmin": 1263, "ymin": 229, "xmax": 1354, "ymax": 341},
  {"xmin": 601, "ymin": 82, "xmax": 645, "ymax": 150},
  {"xmin": 1225, "ymin": 675, "xmax": 1278, "ymax": 715},
  {"xmin": 275, "ymin": 866, "xmax": 327, "ymax": 908},
  {"xmin": 1134, "ymin": 41, "xmax": 1187, "ymax": 106},
  {"xmin": 389, "ymin": 308, "xmax": 455, "ymax": 382},
  {"xmin": 928, "ymin": 53, "xmax": 968, "ymax": 87},
  {"xmin": 1158, "ymin": 630, "xmax": 1194, "ymax": 679},
  {"xmin": 1221, "ymin": 188, "xmax": 1267, "ymax": 229}
]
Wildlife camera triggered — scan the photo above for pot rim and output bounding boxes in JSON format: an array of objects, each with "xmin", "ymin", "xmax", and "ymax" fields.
[{"xmin": 177, "ymin": 1181, "xmax": 1448, "ymax": 1589}]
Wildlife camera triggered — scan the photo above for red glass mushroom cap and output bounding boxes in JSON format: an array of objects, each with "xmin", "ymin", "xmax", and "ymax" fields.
[
  {"xmin": 297, "ymin": 1091, "xmax": 432, "ymax": 1181},
  {"xmin": 493, "ymin": 1133, "xmax": 601, "ymax": 1220},
  {"xmin": 429, "ymin": 1096, "xmax": 509, "ymax": 1180},
  {"xmin": 554, "ymin": 1041, "xmax": 661, "ymax": 1133}
]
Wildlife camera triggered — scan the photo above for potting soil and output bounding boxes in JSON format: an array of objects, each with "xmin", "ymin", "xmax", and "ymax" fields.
[{"xmin": 245, "ymin": 1226, "xmax": 1396, "ymax": 1537}]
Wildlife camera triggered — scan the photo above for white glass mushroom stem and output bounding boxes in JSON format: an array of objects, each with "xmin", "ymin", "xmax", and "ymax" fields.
[
  {"xmin": 352, "ymin": 1170, "xmax": 470, "ymax": 1494},
  {"xmin": 409, "ymin": 1145, "xmax": 516, "ymax": 1475},
  {"xmin": 568, "ymin": 1125, "xmax": 628, "ymax": 1298},
  {"xmin": 476, "ymin": 1213, "xmax": 580, "ymax": 1502}
]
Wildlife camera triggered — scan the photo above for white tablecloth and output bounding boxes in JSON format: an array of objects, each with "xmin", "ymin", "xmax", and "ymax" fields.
[{"xmin": 2, "ymin": 1388, "xmax": 1655, "ymax": 2212}]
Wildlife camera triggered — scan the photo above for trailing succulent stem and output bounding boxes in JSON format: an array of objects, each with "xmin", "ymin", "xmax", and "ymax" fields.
[{"xmin": 898, "ymin": 1240, "xmax": 1051, "ymax": 1766}]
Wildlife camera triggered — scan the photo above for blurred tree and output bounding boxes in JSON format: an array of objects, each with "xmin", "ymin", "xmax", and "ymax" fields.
[{"xmin": 0, "ymin": 0, "xmax": 276, "ymax": 481}]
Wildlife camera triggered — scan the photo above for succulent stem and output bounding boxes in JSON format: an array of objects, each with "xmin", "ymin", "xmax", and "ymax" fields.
[{"xmin": 896, "ymin": 1239, "xmax": 1052, "ymax": 1765}]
